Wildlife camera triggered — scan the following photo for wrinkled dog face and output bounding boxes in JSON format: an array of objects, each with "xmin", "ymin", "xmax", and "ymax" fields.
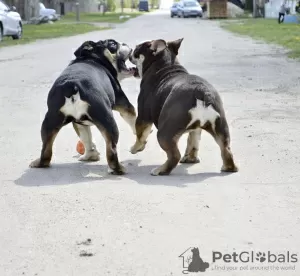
[
  {"xmin": 74, "ymin": 39, "xmax": 135, "ymax": 81},
  {"xmin": 129, "ymin": 38, "xmax": 184, "ymax": 78},
  {"xmin": 129, "ymin": 40, "xmax": 166, "ymax": 78},
  {"xmin": 102, "ymin": 39, "xmax": 135, "ymax": 80}
]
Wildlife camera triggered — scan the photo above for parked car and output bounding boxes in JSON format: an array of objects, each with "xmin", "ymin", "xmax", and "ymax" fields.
[
  {"xmin": 177, "ymin": 0, "xmax": 203, "ymax": 18},
  {"xmin": 0, "ymin": 0, "xmax": 22, "ymax": 41},
  {"xmin": 170, "ymin": 2, "xmax": 180, "ymax": 17},
  {"xmin": 39, "ymin": 2, "xmax": 59, "ymax": 21}
]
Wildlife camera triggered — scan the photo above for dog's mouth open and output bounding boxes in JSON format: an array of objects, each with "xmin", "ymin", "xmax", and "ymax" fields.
[
  {"xmin": 118, "ymin": 58, "xmax": 139, "ymax": 77},
  {"xmin": 117, "ymin": 49, "xmax": 139, "ymax": 77}
]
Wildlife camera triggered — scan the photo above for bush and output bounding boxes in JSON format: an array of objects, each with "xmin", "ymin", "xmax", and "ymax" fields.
[{"xmin": 107, "ymin": 0, "xmax": 117, "ymax": 11}]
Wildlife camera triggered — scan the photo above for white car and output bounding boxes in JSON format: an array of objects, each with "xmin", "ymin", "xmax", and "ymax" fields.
[
  {"xmin": 0, "ymin": 0, "xmax": 22, "ymax": 41},
  {"xmin": 39, "ymin": 2, "xmax": 58, "ymax": 20}
]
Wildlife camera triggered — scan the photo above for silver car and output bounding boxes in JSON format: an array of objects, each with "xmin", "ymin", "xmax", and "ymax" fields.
[
  {"xmin": 177, "ymin": 0, "xmax": 203, "ymax": 18},
  {"xmin": 0, "ymin": 1, "xmax": 22, "ymax": 42}
]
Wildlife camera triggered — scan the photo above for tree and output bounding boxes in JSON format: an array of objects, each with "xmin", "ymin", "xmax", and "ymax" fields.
[{"xmin": 245, "ymin": 0, "xmax": 253, "ymax": 12}]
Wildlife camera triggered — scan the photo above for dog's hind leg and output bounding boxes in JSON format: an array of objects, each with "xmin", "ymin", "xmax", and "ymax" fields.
[
  {"xmin": 89, "ymin": 108, "xmax": 125, "ymax": 175},
  {"xmin": 180, "ymin": 129, "xmax": 202, "ymax": 163},
  {"xmin": 151, "ymin": 129, "xmax": 182, "ymax": 176},
  {"xmin": 30, "ymin": 111, "xmax": 65, "ymax": 168},
  {"xmin": 203, "ymin": 117, "xmax": 238, "ymax": 172},
  {"xmin": 72, "ymin": 123, "xmax": 100, "ymax": 162},
  {"xmin": 150, "ymin": 105, "xmax": 190, "ymax": 176}
]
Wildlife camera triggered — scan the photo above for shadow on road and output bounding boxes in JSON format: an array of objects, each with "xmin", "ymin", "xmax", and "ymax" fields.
[
  {"xmin": 14, "ymin": 158, "xmax": 232, "ymax": 188},
  {"xmin": 14, "ymin": 162, "xmax": 120, "ymax": 187},
  {"xmin": 122, "ymin": 159, "xmax": 231, "ymax": 187}
]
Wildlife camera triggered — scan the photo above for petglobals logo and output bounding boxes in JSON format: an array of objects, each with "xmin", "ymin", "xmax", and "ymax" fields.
[
  {"xmin": 211, "ymin": 251, "xmax": 298, "ymax": 273},
  {"xmin": 212, "ymin": 251, "xmax": 298, "ymax": 264},
  {"xmin": 179, "ymin": 247, "xmax": 298, "ymax": 274}
]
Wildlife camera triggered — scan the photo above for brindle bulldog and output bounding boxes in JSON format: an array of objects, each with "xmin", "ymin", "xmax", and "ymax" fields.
[{"xmin": 129, "ymin": 38, "xmax": 238, "ymax": 176}]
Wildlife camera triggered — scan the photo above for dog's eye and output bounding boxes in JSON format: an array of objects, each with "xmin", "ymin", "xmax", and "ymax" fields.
[{"xmin": 108, "ymin": 41, "xmax": 117, "ymax": 53}]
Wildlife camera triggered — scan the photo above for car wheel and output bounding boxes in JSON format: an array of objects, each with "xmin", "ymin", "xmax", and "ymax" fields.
[
  {"xmin": 171, "ymin": 13, "xmax": 174, "ymax": 18},
  {"xmin": 183, "ymin": 12, "xmax": 188, "ymax": 18},
  {"xmin": 12, "ymin": 22, "xmax": 22, "ymax": 40}
]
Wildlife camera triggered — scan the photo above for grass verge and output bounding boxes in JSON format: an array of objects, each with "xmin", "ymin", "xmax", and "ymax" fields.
[
  {"xmin": 0, "ymin": 10, "xmax": 144, "ymax": 48},
  {"xmin": 62, "ymin": 11, "xmax": 142, "ymax": 23},
  {"xmin": 0, "ymin": 22, "xmax": 107, "ymax": 48},
  {"xmin": 221, "ymin": 18, "xmax": 300, "ymax": 58}
]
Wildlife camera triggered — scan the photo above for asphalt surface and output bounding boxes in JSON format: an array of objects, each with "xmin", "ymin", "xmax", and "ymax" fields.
[{"xmin": 1, "ymin": 10, "xmax": 300, "ymax": 276}]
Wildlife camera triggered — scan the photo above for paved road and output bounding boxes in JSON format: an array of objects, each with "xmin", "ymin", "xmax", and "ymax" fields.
[{"xmin": 1, "ymin": 10, "xmax": 300, "ymax": 276}]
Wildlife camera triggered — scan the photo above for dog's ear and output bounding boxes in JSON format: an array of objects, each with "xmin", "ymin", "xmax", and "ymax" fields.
[
  {"xmin": 167, "ymin": 38, "xmax": 183, "ymax": 55},
  {"xmin": 149, "ymin": 39, "xmax": 167, "ymax": 56},
  {"xmin": 99, "ymin": 40, "xmax": 108, "ymax": 46},
  {"xmin": 74, "ymin": 41, "xmax": 96, "ymax": 58}
]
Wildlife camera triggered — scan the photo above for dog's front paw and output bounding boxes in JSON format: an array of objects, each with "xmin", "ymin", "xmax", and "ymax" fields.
[
  {"xmin": 78, "ymin": 150, "xmax": 100, "ymax": 162},
  {"xmin": 108, "ymin": 164, "xmax": 126, "ymax": 175},
  {"xmin": 150, "ymin": 166, "xmax": 170, "ymax": 176},
  {"xmin": 130, "ymin": 141, "xmax": 146, "ymax": 154},
  {"xmin": 29, "ymin": 158, "xmax": 49, "ymax": 168},
  {"xmin": 180, "ymin": 155, "xmax": 200, "ymax": 164}
]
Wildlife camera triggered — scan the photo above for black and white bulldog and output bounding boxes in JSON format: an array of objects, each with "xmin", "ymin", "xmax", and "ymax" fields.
[
  {"xmin": 30, "ymin": 39, "xmax": 137, "ymax": 175},
  {"xmin": 129, "ymin": 38, "xmax": 238, "ymax": 175}
]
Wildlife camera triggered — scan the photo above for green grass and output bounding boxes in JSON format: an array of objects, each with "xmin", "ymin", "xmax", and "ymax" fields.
[
  {"xmin": 221, "ymin": 18, "xmax": 300, "ymax": 58},
  {"xmin": 0, "ymin": 10, "xmax": 143, "ymax": 48},
  {"xmin": 62, "ymin": 11, "xmax": 142, "ymax": 23},
  {"xmin": 0, "ymin": 22, "xmax": 107, "ymax": 48}
]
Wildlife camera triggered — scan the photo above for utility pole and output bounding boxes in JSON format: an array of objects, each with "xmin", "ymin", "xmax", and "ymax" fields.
[
  {"xmin": 75, "ymin": 1, "xmax": 80, "ymax": 21},
  {"xmin": 253, "ymin": 0, "xmax": 257, "ymax": 17},
  {"xmin": 121, "ymin": 0, "xmax": 124, "ymax": 14}
]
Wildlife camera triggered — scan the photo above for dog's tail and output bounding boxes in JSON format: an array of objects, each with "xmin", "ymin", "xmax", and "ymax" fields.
[
  {"xmin": 48, "ymin": 80, "xmax": 86, "ymax": 110},
  {"xmin": 66, "ymin": 85, "xmax": 82, "ymax": 104}
]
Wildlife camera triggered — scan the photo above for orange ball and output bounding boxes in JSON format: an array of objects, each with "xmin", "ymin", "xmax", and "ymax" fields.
[{"xmin": 76, "ymin": 140, "xmax": 85, "ymax": 155}]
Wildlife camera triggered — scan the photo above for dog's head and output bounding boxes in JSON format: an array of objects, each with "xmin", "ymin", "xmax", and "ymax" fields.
[
  {"xmin": 74, "ymin": 39, "xmax": 135, "ymax": 81},
  {"xmin": 129, "ymin": 38, "xmax": 183, "ymax": 78}
]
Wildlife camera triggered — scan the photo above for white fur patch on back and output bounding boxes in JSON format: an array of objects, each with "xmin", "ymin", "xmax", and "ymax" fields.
[
  {"xmin": 60, "ymin": 89, "xmax": 90, "ymax": 120},
  {"xmin": 187, "ymin": 99, "xmax": 220, "ymax": 128}
]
